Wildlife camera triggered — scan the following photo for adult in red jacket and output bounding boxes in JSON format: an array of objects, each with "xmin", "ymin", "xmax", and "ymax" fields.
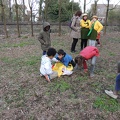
[{"xmin": 75, "ymin": 46, "xmax": 99, "ymax": 77}]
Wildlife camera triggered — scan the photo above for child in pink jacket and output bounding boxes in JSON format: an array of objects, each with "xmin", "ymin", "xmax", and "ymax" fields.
[{"xmin": 75, "ymin": 46, "xmax": 99, "ymax": 77}]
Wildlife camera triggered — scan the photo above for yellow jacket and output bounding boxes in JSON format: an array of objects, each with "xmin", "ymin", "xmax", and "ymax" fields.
[
  {"xmin": 80, "ymin": 19, "xmax": 91, "ymax": 29},
  {"xmin": 91, "ymin": 20, "xmax": 103, "ymax": 33}
]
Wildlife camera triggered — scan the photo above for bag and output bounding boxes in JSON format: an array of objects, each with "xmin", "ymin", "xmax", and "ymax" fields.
[
  {"xmin": 62, "ymin": 68, "xmax": 73, "ymax": 76},
  {"xmin": 68, "ymin": 20, "xmax": 73, "ymax": 29},
  {"xmin": 52, "ymin": 62, "xmax": 73, "ymax": 77},
  {"xmin": 68, "ymin": 17, "xmax": 77, "ymax": 31}
]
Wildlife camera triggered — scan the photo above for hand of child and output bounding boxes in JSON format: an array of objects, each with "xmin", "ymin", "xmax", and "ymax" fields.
[
  {"xmin": 56, "ymin": 60, "xmax": 60, "ymax": 63},
  {"xmin": 84, "ymin": 69, "xmax": 88, "ymax": 73},
  {"xmin": 91, "ymin": 20, "xmax": 94, "ymax": 24}
]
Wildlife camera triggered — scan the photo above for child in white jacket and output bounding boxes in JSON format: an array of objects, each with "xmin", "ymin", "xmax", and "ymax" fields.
[{"xmin": 40, "ymin": 47, "xmax": 58, "ymax": 82}]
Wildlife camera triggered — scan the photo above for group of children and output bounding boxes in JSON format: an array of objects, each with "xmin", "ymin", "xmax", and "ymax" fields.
[
  {"xmin": 38, "ymin": 19, "xmax": 120, "ymax": 99},
  {"xmin": 40, "ymin": 47, "xmax": 76, "ymax": 82}
]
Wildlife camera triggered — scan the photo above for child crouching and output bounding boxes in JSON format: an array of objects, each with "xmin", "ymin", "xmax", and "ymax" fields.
[
  {"xmin": 55, "ymin": 49, "xmax": 76, "ymax": 67},
  {"xmin": 40, "ymin": 47, "xmax": 58, "ymax": 82},
  {"xmin": 75, "ymin": 46, "xmax": 99, "ymax": 77}
]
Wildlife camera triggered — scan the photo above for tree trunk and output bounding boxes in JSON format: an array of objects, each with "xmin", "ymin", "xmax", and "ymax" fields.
[
  {"xmin": 84, "ymin": 0, "xmax": 86, "ymax": 13},
  {"xmin": 15, "ymin": 0, "xmax": 20, "ymax": 37},
  {"xmin": 9, "ymin": 0, "xmax": 12, "ymax": 21},
  {"xmin": 23, "ymin": 0, "xmax": 25, "ymax": 21},
  {"xmin": 0, "ymin": 0, "xmax": 4, "ymax": 22},
  {"xmin": 58, "ymin": 0, "xmax": 61, "ymax": 36},
  {"xmin": 94, "ymin": 0, "xmax": 97, "ymax": 15},
  {"xmin": 1, "ymin": 2, "xmax": 8, "ymax": 38},
  {"xmin": 30, "ymin": 7, "xmax": 34, "ymax": 36},
  {"xmin": 72, "ymin": 0, "xmax": 73, "ymax": 15},
  {"xmin": 104, "ymin": 0, "xmax": 110, "ymax": 35},
  {"xmin": 39, "ymin": 0, "xmax": 43, "ymax": 21},
  {"xmin": 45, "ymin": 0, "xmax": 48, "ymax": 21}
]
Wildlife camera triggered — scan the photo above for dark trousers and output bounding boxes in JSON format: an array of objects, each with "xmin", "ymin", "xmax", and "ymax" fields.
[
  {"xmin": 71, "ymin": 38, "xmax": 78, "ymax": 52},
  {"xmin": 43, "ymin": 51, "xmax": 46, "ymax": 55},
  {"xmin": 81, "ymin": 39, "xmax": 88, "ymax": 50},
  {"xmin": 69, "ymin": 60, "xmax": 76, "ymax": 67}
]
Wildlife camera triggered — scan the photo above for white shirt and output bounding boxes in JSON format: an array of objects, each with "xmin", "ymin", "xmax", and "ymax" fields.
[{"xmin": 40, "ymin": 55, "xmax": 58, "ymax": 75}]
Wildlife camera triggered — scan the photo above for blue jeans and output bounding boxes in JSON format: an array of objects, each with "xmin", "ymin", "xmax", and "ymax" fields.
[
  {"xmin": 89, "ymin": 40, "xmax": 96, "ymax": 46},
  {"xmin": 90, "ymin": 56, "xmax": 96, "ymax": 74},
  {"xmin": 115, "ymin": 74, "xmax": 120, "ymax": 91},
  {"xmin": 43, "ymin": 51, "xmax": 46, "ymax": 55}
]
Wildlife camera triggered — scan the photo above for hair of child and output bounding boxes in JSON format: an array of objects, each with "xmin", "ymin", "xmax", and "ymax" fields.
[
  {"xmin": 47, "ymin": 47, "xmax": 56, "ymax": 56},
  {"xmin": 75, "ymin": 55, "xmax": 83, "ymax": 66},
  {"xmin": 57, "ymin": 49, "xmax": 65, "ymax": 56}
]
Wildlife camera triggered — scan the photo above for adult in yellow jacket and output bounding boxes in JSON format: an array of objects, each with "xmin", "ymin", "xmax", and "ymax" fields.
[
  {"xmin": 88, "ymin": 15, "xmax": 103, "ymax": 46},
  {"xmin": 80, "ymin": 13, "xmax": 91, "ymax": 50}
]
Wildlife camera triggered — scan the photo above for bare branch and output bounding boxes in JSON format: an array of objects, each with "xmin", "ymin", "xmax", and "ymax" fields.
[
  {"xmin": 86, "ymin": 0, "xmax": 93, "ymax": 5},
  {"xmin": 109, "ymin": 1, "xmax": 120, "ymax": 10}
]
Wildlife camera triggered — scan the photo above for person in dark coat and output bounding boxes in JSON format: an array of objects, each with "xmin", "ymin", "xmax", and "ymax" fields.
[{"xmin": 38, "ymin": 22, "xmax": 51, "ymax": 55}]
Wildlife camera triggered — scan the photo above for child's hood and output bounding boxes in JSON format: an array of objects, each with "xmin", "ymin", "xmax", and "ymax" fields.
[{"xmin": 43, "ymin": 22, "xmax": 50, "ymax": 29}]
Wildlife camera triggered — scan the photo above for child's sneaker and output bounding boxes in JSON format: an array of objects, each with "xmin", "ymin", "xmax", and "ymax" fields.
[
  {"xmin": 97, "ymin": 44, "xmax": 101, "ymax": 47},
  {"xmin": 105, "ymin": 90, "xmax": 118, "ymax": 99},
  {"xmin": 90, "ymin": 73, "xmax": 94, "ymax": 78}
]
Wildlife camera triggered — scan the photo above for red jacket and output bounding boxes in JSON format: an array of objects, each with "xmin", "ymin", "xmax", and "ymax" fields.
[{"xmin": 80, "ymin": 46, "xmax": 99, "ymax": 69}]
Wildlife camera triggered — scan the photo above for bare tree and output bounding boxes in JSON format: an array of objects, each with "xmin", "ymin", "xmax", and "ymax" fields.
[
  {"xmin": 58, "ymin": 0, "xmax": 61, "ymax": 36},
  {"xmin": 15, "ymin": 0, "xmax": 20, "ymax": 37},
  {"xmin": 8, "ymin": 0, "xmax": 12, "ymax": 21},
  {"xmin": 83, "ymin": 0, "xmax": 86, "ymax": 13},
  {"xmin": 22, "ymin": 0, "xmax": 25, "ymax": 21},
  {"xmin": 0, "ymin": 0, "xmax": 8, "ymax": 38},
  {"xmin": 28, "ymin": 0, "xmax": 36, "ymax": 36},
  {"xmin": 83, "ymin": 0, "xmax": 92, "ymax": 13},
  {"xmin": 13, "ymin": 0, "xmax": 27, "ymax": 21},
  {"xmin": 104, "ymin": 0, "xmax": 110, "ymax": 35},
  {"xmin": 44, "ymin": 0, "xmax": 50, "ymax": 21},
  {"xmin": 38, "ymin": 0, "xmax": 44, "ymax": 21},
  {"xmin": 104, "ymin": 0, "xmax": 120, "ymax": 34},
  {"xmin": 94, "ymin": 0, "xmax": 99, "ymax": 15},
  {"xmin": 71, "ymin": 0, "xmax": 73, "ymax": 15}
]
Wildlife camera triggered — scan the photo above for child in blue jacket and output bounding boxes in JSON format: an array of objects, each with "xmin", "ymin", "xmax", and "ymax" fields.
[
  {"xmin": 55, "ymin": 49, "xmax": 76, "ymax": 67},
  {"xmin": 105, "ymin": 61, "xmax": 120, "ymax": 99}
]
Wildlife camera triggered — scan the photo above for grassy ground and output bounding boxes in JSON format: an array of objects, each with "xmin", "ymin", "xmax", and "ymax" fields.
[{"xmin": 0, "ymin": 27, "xmax": 120, "ymax": 119}]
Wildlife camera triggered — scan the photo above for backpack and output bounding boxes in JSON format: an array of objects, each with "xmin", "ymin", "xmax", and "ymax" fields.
[{"xmin": 68, "ymin": 20, "xmax": 73, "ymax": 29}]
